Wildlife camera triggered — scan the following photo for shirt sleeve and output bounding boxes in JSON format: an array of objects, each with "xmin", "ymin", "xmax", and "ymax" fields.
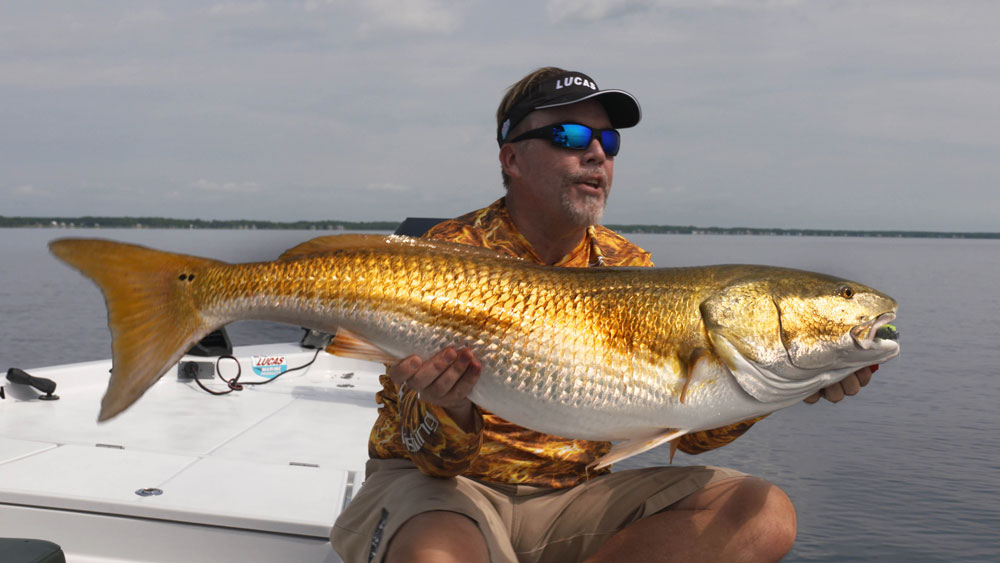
[
  {"xmin": 369, "ymin": 372, "xmax": 485, "ymax": 477},
  {"xmin": 676, "ymin": 415, "xmax": 769, "ymax": 455},
  {"xmin": 398, "ymin": 387, "xmax": 485, "ymax": 477}
]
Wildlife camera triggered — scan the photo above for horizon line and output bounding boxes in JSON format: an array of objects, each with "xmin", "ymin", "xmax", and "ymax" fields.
[{"xmin": 1, "ymin": 215, "xmax": 997, "ymax": 239}]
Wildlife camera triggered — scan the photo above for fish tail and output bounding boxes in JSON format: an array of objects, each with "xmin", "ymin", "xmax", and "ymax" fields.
[{"xmin": 49, "ymin": 238, "xmax": 226, "ymax": 421}]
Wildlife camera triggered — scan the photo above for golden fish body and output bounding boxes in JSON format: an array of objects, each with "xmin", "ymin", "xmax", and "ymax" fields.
[{"xmin": 49, "ymin": 234, "xmax": 900, "ymax": 465}]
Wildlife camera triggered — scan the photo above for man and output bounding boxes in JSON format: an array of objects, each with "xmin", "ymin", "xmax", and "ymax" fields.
[{"xmin": 331, "ymin": 67, "xmax": 875, "ymax": 562}]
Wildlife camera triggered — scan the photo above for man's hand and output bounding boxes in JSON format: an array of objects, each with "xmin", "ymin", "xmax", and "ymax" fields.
[
  {"xmin": 389, "ymin": 347, "xmax": 482, "ymax": 431},
  {"xmin": 804, "ymin": 365, "xmax": 878, "ymax": 404}
]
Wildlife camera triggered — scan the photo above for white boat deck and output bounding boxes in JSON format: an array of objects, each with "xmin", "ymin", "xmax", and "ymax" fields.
[{"xmin": 0, "ymin": 343, "xmax": 385, "ymax": 562}]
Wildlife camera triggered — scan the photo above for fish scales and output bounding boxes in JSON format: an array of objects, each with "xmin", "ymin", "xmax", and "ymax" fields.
[
  {"xmin": 48, "ymin": 235, "xmax": 899, "ymax": 465},
  {"xmin": 239, "ymin": 245, "xmax": 678, "ymax": 419}
]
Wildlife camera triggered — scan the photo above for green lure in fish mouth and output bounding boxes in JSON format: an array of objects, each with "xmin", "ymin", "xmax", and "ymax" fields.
[{"xmin": 875, "ymin": 323, "xmax": 899, "ymax": 341}]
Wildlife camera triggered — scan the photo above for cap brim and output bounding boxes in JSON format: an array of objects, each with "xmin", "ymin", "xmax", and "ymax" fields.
[{"xmin": 535, "ymin": 89, "xmax": 641, "ymax": 129}]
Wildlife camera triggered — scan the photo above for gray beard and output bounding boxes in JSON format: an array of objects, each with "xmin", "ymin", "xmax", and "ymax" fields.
[{"xmin": 560, "ymin": 189, "xmax": 606, "ymax": 227}]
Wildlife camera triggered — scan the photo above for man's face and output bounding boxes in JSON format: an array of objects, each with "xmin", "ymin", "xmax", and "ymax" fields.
[{"xmin": 506, "ymin": 99, "xmax": 615, "ymax": 228}]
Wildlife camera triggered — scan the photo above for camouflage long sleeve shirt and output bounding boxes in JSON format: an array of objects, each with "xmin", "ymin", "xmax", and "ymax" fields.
[{"xmin": 367, "ymin": 198, "xmax": 764, "ymax": 488}]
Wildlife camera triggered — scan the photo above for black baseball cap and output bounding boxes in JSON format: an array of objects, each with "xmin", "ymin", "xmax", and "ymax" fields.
[{"xmin": 497, "ymin": 70, "xmax": 641, "ymax": 147}]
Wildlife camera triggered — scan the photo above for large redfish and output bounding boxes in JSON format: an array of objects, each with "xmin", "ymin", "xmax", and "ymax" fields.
[{"xmin": 49, "ymin": 235, "xmax": 900, "ymax": 467}]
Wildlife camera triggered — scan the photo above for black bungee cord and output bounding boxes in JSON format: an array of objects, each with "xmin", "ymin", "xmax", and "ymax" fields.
[{"xmin": 190, "ymin": 349, "xmax": 321, "ymax": 396}]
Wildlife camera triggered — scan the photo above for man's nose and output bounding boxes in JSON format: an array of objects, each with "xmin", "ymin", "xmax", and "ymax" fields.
[{"xmin": 582, "ymin": 137, "xmax": 607, "ymax": 163}]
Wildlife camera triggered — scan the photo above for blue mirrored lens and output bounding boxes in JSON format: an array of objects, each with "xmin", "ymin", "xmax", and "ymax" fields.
[
  {"xmin": 556, "ymin": 124, "xmax": 592, "ymax": 148},
  {"xmin": 599, "ymin": 129, "xmax": 620, "ymax": 156},
  {"xmin": 554, "ymin": 124, "xmax": 620, "ymax": 156}
]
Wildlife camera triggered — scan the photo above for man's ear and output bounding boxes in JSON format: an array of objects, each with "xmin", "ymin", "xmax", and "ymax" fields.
[{"xmin": 499, "ymin": 143, "xmax": 520, "ymax": 181}]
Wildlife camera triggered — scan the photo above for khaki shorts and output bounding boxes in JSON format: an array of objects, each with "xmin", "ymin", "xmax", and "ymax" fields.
[{"xmin": 331, "ymin": 458, "xmax": 744, "ymax": 563}]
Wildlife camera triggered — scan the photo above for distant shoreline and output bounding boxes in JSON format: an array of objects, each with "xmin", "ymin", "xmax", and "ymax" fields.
[{"xmin": 2, "ymin": 216, "xmax": 997, "ymax": 239}]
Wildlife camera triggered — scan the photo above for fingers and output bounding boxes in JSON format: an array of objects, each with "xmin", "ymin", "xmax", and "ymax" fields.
[
  {"xmin": 388, "ymin": 347, "xmax": 482, "ymax": 408},
  {"xmin": 856, "ymin": 365, "xmax": 875, "ymax": 387},
  {"xmin": 823, "ymin": 381, "xmax": 846, "ymax": 403},
  {"xmin": 804, "ymin": 366, "xmax": 878, "ymax": 405},
  {"xmin": 388, "ymin": 355, "xmax": 422, "ymax": 386},
  {"xmin": 441, "ymin": 350, "xmax": 482, "ymax": 403},
  {"xmin": 424, "ymin": 348, "xmax": 481, "ymax": 405}
]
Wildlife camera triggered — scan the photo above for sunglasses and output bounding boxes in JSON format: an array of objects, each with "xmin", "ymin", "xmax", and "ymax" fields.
[{"xmin": 506, "ymin": 123, "xmax": 621, "ymax": 157}]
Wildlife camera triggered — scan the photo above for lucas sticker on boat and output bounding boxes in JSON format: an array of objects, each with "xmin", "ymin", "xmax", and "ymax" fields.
[{"xmin": 251, "ymin": 355, "xmax": 287, "ymax": 379}]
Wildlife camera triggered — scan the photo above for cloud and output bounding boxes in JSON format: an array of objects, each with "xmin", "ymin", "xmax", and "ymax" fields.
[
  {"xmin": 646, "ymin": 185, "xmax": 686, "ymax": 195},
  {"xmin": 366, "ymin": 182, "xmax": 413, "ymax": 193},
  {"xmin": 119, "ymin": 8, "xmax": 170, "ymax": 25},
  {"xmin": 191, "ymin": 179, "xmax": 264, "ymax": 193},
  {"xmin": 547, "ymin": 0, "xmax": 654, "ymax": 22},
  {"xmin": 545, "ymin": 0, "xmax": 810, "ymax": 23},
  {"xmin": 205, "ymin": 2, "xmax": 269, "ymax": 17},
  {"xmin": 301, "ymin": 0, "xmax": 463, "ymax": 33},
  {"xmin": 5, "ymin": 184, "xmax": 47, "ymax": 197},
  {"xmin": 357, "ymin": 0, "xmax": 464, "ymax": 34},
  {"xmin": 303, "ymin": 0, "xmax": 337, "ymax": 11}
]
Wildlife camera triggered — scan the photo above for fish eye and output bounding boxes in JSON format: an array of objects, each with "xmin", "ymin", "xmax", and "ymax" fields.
[{"xmin": 838, "ymin": 285, "xmax": 855, "ymax": 299}]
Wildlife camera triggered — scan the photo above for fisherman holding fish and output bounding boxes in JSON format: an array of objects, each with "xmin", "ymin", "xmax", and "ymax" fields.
[
  {"xmin": 46, "ymin": 62, "xmax": 894, "ymax": 561},
  {"xmin": 329, "ymin": 68, "xmax": 878, "ymax": 562},
  {"xmin": 50, "ymin": 65, "xmax": 893, "ymax": 562}
]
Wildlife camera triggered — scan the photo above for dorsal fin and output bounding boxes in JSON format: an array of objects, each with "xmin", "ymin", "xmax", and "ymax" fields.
[
  {"xmin": 279, "ymin": 234, "xmax": 401, "ymax": 260},
  {"xmin": 278, "ymin": 234, "xmax": 523, "ymax": 262}
]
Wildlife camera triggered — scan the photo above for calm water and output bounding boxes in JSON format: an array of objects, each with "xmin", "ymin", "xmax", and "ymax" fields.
[{"xmin": 2, "ymin": 228, "xmax": 998, "ymax": 561}]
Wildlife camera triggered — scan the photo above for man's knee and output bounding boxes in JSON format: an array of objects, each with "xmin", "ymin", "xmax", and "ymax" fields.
[
  {"xmin": 385, "ymin": 510, "xmax": 489, "ymax": 563},
  {"xmin": 725, "ymin": 478, "xmax": 797, "ymax": 560},
  {"xmin": 676, "ymin": 476, "xmax": 796, "ymax": 560}
]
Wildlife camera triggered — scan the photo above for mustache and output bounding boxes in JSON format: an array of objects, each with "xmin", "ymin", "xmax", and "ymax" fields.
[{"xmin": 565, "ymin": 169, "xmax": 609, "ymax": 190}]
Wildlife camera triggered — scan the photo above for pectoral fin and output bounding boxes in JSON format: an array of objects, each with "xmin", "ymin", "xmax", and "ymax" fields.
[
  {"xmin": 591, "ymin": 429, "xmax": 690, "ymax": 470},
  {"xmin": 325, "ymin": 328, "xmax": 401, "ymax": 364},
  {"xmin": 680, "ymin": 348, "xmax": 713, "ymax": 404}
]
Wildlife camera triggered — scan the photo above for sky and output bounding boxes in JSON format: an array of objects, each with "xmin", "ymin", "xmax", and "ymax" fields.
[{"xmin": 2, "ymin": 0, "xmax": 998, "ymax": 231}]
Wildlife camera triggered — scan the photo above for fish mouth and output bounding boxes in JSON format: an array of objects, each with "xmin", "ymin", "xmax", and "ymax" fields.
[{"xmin": 851, "ymin": 312, "xmax": 897, "ymax": 350}]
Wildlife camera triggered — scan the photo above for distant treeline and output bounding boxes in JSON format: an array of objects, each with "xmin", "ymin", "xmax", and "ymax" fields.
[
  {"xmin": 2, "ymin": 215, "xmax": 997, "ymax": 239},
  {"xmin": 0, "ymin": 216, "xmax": 398, "ymax": 231},
  {"xmin": 604, "ymin": 224, "xmax": 1000, "ymax": 239}
]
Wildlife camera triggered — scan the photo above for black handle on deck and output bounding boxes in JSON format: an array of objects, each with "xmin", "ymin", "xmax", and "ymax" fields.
[{"xmin": 6, "ymin": 367, "xmax": 58, "ymax": 397}]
